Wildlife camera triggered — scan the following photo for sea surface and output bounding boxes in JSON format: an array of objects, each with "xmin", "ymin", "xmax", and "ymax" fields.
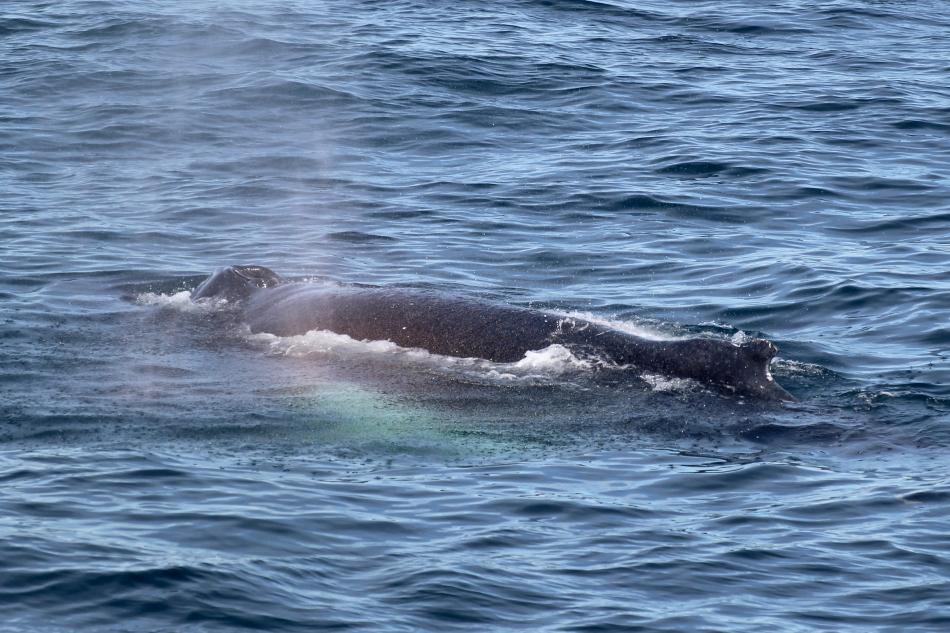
[{"xmin": 2, "ymin": 1, "xmax": 949, "ymax": 631}]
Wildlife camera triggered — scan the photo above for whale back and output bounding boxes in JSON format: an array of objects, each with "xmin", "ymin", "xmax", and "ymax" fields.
[
  {"xmin": 192, "ymin": 265, "xmax": 283, "ymax": 303},
  {"xmin": 206, "ymin": 267, "xmax": 794, "ymax": 402},
  {"xmin": 244, "ymin": 286, "xmax": 560, "ymax": 362}
]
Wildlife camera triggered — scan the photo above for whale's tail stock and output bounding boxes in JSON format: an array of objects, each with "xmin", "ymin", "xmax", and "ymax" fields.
[{"xmin": 191, "ymin": 265, "xmax": 283, "ymax": 302}]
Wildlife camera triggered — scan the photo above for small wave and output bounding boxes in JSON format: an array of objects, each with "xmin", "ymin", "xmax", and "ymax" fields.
[
  {"xmin": 654, "ymin": 160, "xmax": 767, "ymax": 178},
  {"xmin": 325, "ymin": 230, "xmax": 397, "ymax": 243},
  {"xmin": 0, "ymin": 17, "xmax": 57, "ymax": 36},
  {"xmin": 892, "ymin": 119, "xmax": 950, "ymax": 133},
  {"xmin": 737, "ymin": 421, "xmax": 850, "ymax": 444},
  {"xmin": 773, "ymin": 359, "xmax": 827, "ymax": 377},
  {"xmin": 830, "ymin": 210, "xmax": 950, "ymax": 235}
]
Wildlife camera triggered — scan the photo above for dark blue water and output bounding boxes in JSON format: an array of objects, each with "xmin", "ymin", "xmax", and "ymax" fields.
[{"xmin": 2, "ymin": 1, "xmax": 949, "ymax": 630}]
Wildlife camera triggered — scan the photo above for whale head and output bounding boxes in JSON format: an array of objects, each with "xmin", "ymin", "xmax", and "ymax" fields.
[{"xmin": 191, "ymin": 265, "xmax": 283, "ymax": 303}]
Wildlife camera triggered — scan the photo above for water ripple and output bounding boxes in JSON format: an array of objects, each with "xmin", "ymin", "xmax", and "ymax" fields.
[{"xmin": 2, "ymin": 0, "xmax": 950, "ymax": 631}]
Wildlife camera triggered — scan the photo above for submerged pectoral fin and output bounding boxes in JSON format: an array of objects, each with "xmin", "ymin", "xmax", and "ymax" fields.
[{"xmin": 760, "ymin": 380, "xmax": 795, "ymax": 402}]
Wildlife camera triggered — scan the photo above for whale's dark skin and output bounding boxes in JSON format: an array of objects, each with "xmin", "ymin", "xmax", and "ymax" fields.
[{"xmin": 193, "ymin": 265, "xmax": 794, "ymax": 401}]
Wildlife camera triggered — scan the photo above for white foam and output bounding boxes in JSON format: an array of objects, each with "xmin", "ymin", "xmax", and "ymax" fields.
[
  {"xmin": 248, "ymin": 327, "xmax": 702, "ymax": 396},
  {"xmin": 549, "ymin": 310, "xmax": 674, "ymax": 341},
  {"xmin": 135, "ymin": 291, "xmax": 228, "ymax": 313},
  {"xmin": 640, "ymin": 372, "xmax": 699, "ymax": 393},
  {"xmin": 248, "ymin": 328, "xmax": 597, "ymax": 384},
  {"xmin": 730, "ymin": 330, "xmax": 754, "ymax": 345},
  {"xmin": 249, "ymin": 328, "xmax": 429, "ymax": 360},
  {"xmin": 512, "ymin": 344, "xmax": 593, "ymax": 372}
]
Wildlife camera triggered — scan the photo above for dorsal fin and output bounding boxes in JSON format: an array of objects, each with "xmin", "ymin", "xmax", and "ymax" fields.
[{"xmin": 737, "ymin": 338, "xmax": 794, "ymax": 401}]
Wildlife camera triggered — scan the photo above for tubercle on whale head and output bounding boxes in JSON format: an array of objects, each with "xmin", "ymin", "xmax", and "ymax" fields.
[{"xmin": 191, "ymin": 265, "xmax": 283, "ymax": 302}]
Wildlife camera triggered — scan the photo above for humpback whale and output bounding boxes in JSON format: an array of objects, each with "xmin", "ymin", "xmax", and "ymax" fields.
[{"xmin": 192, "ymin": 265, "xmax": 794, "ymax": 401}]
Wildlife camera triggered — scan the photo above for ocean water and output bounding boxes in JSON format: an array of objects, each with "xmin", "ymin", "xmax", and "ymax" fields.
[{"xmin": 2, "ymin": 0, "xmax": 949, "ymax": 630}]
